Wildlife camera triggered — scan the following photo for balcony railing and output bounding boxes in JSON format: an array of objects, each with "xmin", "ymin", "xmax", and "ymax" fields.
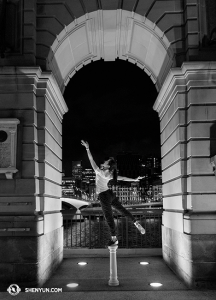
[{"xmin": 63, "ymin": 209, "xmax": 162, "ymax": 249}]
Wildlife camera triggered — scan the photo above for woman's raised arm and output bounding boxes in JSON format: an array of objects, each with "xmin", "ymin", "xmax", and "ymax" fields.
[{"xmin": 81, "ymin": 140, "xmax": 98, "ymax": 171}]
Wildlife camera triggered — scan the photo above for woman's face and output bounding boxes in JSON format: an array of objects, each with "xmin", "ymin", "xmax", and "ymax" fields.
[{"xmin": 100, "ymin": 159, "xmax": 110, "ymax": 170}]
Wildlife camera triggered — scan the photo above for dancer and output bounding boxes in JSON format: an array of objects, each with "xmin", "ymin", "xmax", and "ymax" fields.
[{"xmin": 81, "ymin": 140, "xmax": 145, "ymax": 246}]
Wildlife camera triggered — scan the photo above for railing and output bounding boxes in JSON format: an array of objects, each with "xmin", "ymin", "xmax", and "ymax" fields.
[
  {"xmin": 62, "ymin": 193, "xmax": 163, "ymax": 206},
  {"xmin": 63, "ymin": 209, "xmax": 162, "ymax": 249}
]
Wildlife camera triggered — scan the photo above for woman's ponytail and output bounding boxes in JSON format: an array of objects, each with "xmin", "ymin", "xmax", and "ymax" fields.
[{"xmin": 108, "ymin": 157, "xmax": 117, "ymax": 183}]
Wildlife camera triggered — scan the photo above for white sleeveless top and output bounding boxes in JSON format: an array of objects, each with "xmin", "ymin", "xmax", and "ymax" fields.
[{"xmin": 95, "ymin": 168, "xmax": 112, "ymax": 194}]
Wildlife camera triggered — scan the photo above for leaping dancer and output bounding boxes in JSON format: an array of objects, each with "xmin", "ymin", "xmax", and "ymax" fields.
[{"xmin": 81, "ymin": 140, "xmax": 145, "ymax": 246}]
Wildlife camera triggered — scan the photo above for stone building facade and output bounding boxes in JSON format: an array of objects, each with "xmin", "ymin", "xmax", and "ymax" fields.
[{"xmin": 0, "ymin": 0, "xmax": 216, "ymax": 289}]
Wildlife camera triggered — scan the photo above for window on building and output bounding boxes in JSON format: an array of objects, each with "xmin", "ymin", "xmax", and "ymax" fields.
[
  {"xmin": 0, "ymin": 0, "xmax": 23, "ymax": 58},
  {"xmin": 0, "ymin": 0, "xmax": 22, "ymax": 57}
]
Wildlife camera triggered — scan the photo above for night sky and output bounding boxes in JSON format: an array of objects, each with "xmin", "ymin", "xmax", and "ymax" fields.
[{"xmin": 62, "ymin": 59, "xmax": 160, "ymax": 176}]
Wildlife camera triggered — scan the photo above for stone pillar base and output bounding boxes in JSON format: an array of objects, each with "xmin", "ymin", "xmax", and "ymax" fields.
[
  {"xmin": 0, "ymin": 227, "xmax": 63, "ymax": 291},
  {"xmin": 162, "ymin": 226, "xmax": 216, "ymax": 288},
  {"xmin": 108, "ymin": 245, "xmax": 119, "ymax": 286}
]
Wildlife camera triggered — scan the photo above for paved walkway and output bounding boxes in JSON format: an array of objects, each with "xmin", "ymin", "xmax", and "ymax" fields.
[{"xmin": 1, "ymin": 249, "xmax": 216, "ymax": 300}]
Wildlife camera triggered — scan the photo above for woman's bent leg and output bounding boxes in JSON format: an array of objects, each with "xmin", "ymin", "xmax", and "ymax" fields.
[
  {"xmin": 111, "ymin": 196, "xmax": 136, "ymax": 222},
  {"xmin": 111, "ymin": 194, "xmax": 145, "ymax": 234},
  {"xmin": 98, "ymin": 191, "xmax": 116, "ymax": 236}
]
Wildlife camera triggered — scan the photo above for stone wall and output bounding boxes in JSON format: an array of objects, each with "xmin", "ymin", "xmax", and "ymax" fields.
[
  {"xmin": 154, "ymin": 62, "xmax": 216, "ymax": 288},
  {"xmin": 0, "ymin": 67, "xmax": 68, "ymax": 288}
]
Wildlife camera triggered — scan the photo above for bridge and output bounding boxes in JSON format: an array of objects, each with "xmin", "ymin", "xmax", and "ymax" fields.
[{"xmin": 61, "ymin": 197, "xmax": 90, "ymax": 210}]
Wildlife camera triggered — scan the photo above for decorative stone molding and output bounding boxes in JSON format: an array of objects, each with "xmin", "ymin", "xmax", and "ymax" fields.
[
  {"xmin": 0, "ymin": 67, "xmax": 68, "ymax": 121},
  {"xmin": 0, "ymin": 119, "xmax": 20, "ymax": 179},
  {"xmin": 36, "ymin": 71, "xmax": 69, "ymax": 121},
  {"xmin": 47, "ymin": 10, "xmax": 174, "ymax": 92},
  {"xmin": 153, "ymin": 61, "xmax": 216, "ymax": 117}
]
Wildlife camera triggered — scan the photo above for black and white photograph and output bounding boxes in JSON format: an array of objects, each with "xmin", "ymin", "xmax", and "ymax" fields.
[{"xmin": 0, "ymin": 0, "xmax": 216, "ymax": 299}]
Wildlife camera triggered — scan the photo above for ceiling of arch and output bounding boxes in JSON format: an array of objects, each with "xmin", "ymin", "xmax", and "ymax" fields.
[
  {"xmin": 46, "ymin": 9, "xmax": 174, "ymax": 92},
  {"xmin": 36, "ymin": 0, "xmax": 199, "ymax": 92}
]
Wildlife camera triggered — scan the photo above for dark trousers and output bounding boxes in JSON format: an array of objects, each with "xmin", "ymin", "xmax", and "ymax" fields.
[{"xmin": 98, "ymin": 189, "xmax": 136, "ymax": 236}]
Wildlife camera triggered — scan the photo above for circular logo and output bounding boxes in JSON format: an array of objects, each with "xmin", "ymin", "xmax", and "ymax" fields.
[{"xmin": 7, "ymin": 284, "xmax": 21, "ymax": 296}]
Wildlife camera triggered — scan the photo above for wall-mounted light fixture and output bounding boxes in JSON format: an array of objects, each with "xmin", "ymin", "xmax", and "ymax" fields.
[
  {"xmin": 150, "ymin": 282, "xmax": 163, "ymax": 287},
  {"xmin": 66, "ymin": 283, "xmax": 79, "ymax": 288}
]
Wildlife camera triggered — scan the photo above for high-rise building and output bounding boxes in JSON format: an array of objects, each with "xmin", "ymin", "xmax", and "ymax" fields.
[
  {"xmin": 152, "ymin": 177, "xmax": 163, "ymax": 202},
  {"xmin": 81, "ymin": 168, "xmax": 96, "ymax": 196},
  {"xmin": 145, "ymin": 156, "xmax": 161, "ymax": 178},
  {"xmin": 62, "ymin": 176, "xmax": 75, "ymax": 198},
  {"xmin": 72, "ymin": 161, "xmax": 82, "ymax": 180},
  {"xmin": 89, "ymin": 184, "xmax": 96, "ymax": 201},
  {"xmin": 72, "ymin": 161, "xmax": 82, "ymax": 188},
  {"xmin": 82, "ymin": 168, "xmax": 95, "ymax": 184}
]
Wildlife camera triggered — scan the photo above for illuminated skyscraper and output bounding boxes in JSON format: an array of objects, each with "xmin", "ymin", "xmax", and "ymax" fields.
[
  {"xmin": 62, "ymin": 177, "xmax": 75, "ymax": 198},
  {"xmin": 81, "ymin": 168, "xmax": 96, "ymax": 196},
  {"xmin": 72, "ymin": 161, "xmax": 82, "ymax": 188},
  {"xmin": 145, "ymin": 156, "xmax": 161, "ymax": 177},
  {"xmin": 82, "ymin": 168, "xmax": 95, "ymax": 184},
  {"xmin": 72, "ymin": 161, "xmax": 82, "ymax": 180}
]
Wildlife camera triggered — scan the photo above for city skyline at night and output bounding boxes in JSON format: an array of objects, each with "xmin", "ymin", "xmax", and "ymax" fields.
[{"xmin": 62, "ymin": 59, "xmax": 160, "ymax": 176}]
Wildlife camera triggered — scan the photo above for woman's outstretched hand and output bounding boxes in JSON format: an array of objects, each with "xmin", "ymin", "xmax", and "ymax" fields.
[
  {"xmin": 134, "ymin": 176, "xmax": 144, "ymax": 181},
  {"xmin": 81, "ymin": 140, "xmax": 89, "ymax": 149}
]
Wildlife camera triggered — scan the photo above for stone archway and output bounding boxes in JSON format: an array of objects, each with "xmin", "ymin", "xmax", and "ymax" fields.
[
  {"xmin": 46, "ymin": 10, "xmax": 174, "ymax": 93},
  {"xmin": 44, "ymin": 11, "xmax": 216, "ymax": 288},
  {"xmin": 1, "ymin": 4, "xmax": 216, "ymax": 289}
]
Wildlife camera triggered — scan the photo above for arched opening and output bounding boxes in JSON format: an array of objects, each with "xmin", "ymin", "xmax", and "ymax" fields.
[
  {"xmin": 42, "ymin": 6, "xmax": 216, "ymax": 288},
  {"xmin": 62, "ymin": 58, "xmax": 162, "ymax": 249},
  {"xmin": 46, "ymin": 9, "xmax": 171, "ymax": 250},
  {"xmin": 63, "ymin": 59, "xmax": 159, "ymax": 175},
  {"xmin": 1, "ymin": 2, "xmax": 216, "ymax": 290},
  {"xmin": 47, "ymin": 10, "xmax": 174, "ymax": 93}
]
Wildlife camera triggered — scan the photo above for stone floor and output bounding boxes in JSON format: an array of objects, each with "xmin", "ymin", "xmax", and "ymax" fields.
[{"xmin": 1, "ymin": 249, "xmax": 216, "ymax": 300}]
